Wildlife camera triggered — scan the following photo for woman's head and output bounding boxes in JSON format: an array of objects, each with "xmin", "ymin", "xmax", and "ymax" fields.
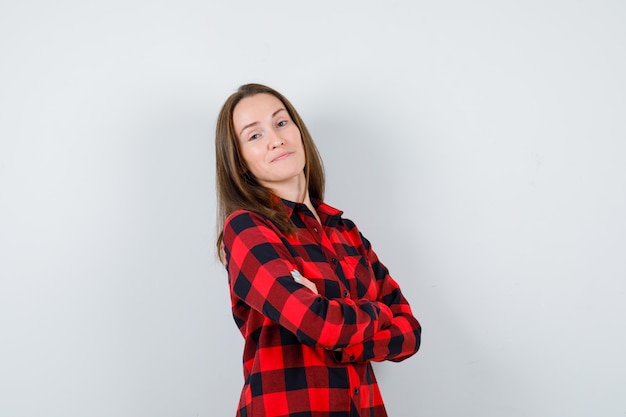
[
  {"xmin": 215, "ymin": 83, "xmax": 325, "ymax": 255},
  {"xmin": 232, "ymin": 92, "xmax": 307, "ymax": 198}
]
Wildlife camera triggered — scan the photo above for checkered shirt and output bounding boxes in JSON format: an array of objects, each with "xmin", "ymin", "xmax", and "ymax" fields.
[{"xmin": 223, "ymin": 199, "xmax": 421, "ymax": 417}]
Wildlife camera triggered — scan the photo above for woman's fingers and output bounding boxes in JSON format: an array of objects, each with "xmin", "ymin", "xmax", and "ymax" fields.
[
  {"xmin": 290, "ymin": 270, "xmax": 319, "ymax": 295},
  {"xmin": 300, "ymin": 276, "xmax": 319, "ymax": 295}
]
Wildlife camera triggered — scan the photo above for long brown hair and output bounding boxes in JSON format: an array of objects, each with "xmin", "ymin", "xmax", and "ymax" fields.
[{"xmin": 215, "ymin": 83, "xmax": 325, "ymax": 261}]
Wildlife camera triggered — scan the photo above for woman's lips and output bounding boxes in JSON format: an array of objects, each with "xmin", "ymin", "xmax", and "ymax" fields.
[{"xmin": 271, "ymin": 152, "xmax": 292, "ymax": 162}]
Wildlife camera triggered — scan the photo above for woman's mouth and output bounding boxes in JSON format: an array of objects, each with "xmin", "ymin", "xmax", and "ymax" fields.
[{"xmin": 271, "ymin": 152, "xmax": 291, "ymax": 162}]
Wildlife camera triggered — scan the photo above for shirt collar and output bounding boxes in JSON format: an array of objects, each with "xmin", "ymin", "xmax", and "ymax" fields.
[{"xmin": 279, "ymin": 197, "xmax": 343, "ymax": 226}]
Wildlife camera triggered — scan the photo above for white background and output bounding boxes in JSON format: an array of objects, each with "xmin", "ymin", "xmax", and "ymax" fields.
[{"xmin": 1, "ymin": 1, "xmax": 625, "ymax": 416}]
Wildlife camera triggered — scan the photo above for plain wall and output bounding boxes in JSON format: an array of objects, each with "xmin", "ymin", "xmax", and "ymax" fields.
[{"xmin": 1, "ymin": 1, "xmax": 625, "ymax": 416}]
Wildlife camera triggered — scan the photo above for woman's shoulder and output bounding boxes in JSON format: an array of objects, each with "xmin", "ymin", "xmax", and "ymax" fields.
[
  {"xmin": 224, "ymin": 209, "xmax": 277, "ymax": 234},
  {"xmin": 226, "ymin": 208, "xmax": 265, "ymax": 224},
  {"xmin": 315, "ymin": 200, "xmax": 356, "ymax": 228}
]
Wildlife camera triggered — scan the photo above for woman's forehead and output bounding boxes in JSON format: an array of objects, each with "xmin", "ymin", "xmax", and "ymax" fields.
[{"xmin": 233, "ymin": 94, "xmax": 287, "ymax": 132}]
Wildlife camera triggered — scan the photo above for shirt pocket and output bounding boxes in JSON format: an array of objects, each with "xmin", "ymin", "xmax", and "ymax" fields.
[
  {"xmin": 298, "ymin": 260, "xmax": 342, "ymax": 299},
  {"xmin": 340, "ymin": 255, "xmax": 378, "ymax": 300}
]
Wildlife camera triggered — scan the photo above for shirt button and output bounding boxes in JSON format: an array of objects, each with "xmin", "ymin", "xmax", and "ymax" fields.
[
  {"xmin": 343, "ymin": 290, "xmax": 349, "ymax": 298},
  {"xmin": 331, "ymin": 258, "xmax": 337, "ymax": 264},
  {"xmin": 353, "ymin": 388, "xmax": 359, "ymax": 395}
]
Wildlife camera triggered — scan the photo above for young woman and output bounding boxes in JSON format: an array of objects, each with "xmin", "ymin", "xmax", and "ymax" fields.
[{"xmin": 216, "ymin": 83, "xmax": 421, "ymax": 417}]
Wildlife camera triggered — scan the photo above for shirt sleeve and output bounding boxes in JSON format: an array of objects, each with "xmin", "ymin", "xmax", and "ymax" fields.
[
  {"xmin": 334, "ymin": 223, "xmax": 421, "ymax": 364},
  {"xmin": 223, "ymin": 210, "xmax": 394, "ymax": 351}
]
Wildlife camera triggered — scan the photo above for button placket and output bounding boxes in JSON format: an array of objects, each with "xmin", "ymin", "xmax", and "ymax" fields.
[
  {"xmin": 316, "ymin": 221, "xmax": 352, "ymax": 299},
  {"xmin": 346, "ymin": 361, "xmax": 360, "ymax": 403},
  {"xmin": 301, "ymin": 211, "xmax": 322, "ymax": 245}
]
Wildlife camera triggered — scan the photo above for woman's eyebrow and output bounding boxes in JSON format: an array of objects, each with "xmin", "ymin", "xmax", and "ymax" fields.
[{"xmin": 239, "ymin": 108, "xmax": 287, "ymax": 136}]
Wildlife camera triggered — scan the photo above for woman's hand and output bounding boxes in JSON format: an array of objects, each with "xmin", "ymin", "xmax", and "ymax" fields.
[{"xmin": 290, "ymin": 270, "xmax": 319, "ymax": 295}]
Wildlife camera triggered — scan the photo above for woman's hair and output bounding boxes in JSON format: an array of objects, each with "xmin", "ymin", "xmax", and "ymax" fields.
[{"xmin": 215, "ymin": 83, "xmax": 325, "ymax": 261}]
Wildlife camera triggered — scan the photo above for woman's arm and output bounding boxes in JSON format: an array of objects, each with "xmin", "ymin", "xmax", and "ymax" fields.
[
  {"xmin": 224, "ymin": 210, "xmax": 394, "ymax": 351},
  {"xmin": 334, "ymin": 221, "xmax": 421, "ymax": 363}
]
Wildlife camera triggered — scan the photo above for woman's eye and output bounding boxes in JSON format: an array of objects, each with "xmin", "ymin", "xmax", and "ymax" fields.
[
  {"xmin": 277, "ymin": 120, "xmax": 287, "ymax": 127},
  {"xmin": 249, "ymin": 133, "xmax": 260, "ymax": 141}
]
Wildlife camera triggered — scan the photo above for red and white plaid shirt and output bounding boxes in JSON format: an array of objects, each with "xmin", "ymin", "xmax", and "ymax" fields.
[{"xmin": 223, "ymin": 199, "xmax": 421, "ymax": 417}]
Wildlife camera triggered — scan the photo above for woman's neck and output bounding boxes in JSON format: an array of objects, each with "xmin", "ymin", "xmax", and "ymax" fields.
[
  {"xmin": 268, "ymin": 172, "xmax": 321, "ymax": 224},
  {"xmin": 268, "ymin": 171, "xmax": 307, "ymax": 203}
]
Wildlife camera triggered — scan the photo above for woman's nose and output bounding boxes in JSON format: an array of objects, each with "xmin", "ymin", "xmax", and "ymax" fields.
[{"xmin": 269, "ymin": 131, "xmax": 284, "ymax": 149}]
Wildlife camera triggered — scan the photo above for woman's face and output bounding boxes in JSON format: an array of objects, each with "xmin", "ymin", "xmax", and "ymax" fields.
[{"xmin": 233, "ymin": 93, "xmax": 306, "ymax": 192}]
